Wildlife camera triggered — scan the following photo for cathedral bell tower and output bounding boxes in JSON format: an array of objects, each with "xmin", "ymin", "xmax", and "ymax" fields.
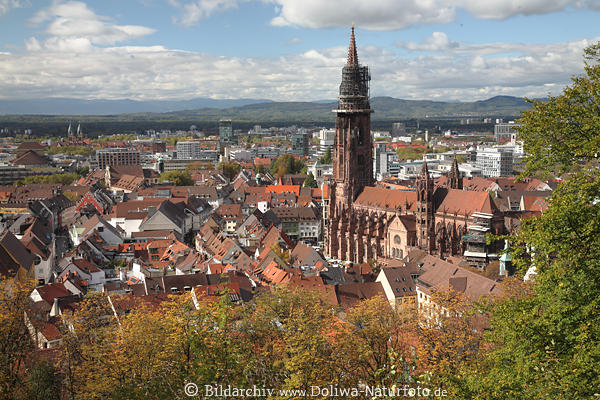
[
  {"xmin": 327, "ymin": 26, "xmax": 373, "ymax": 260},
  {"xmin": 331, "ymin": 25, "xmax": 373, "ymax": 215},
  {"xmin": 416, "ymin": 160, "xmax": 435, "ymax": 253}
]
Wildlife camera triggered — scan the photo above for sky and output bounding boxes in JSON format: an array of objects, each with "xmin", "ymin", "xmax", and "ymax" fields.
[{"xmin": 0, "ymin": 0, "xmax": 599, "ymax": 102}]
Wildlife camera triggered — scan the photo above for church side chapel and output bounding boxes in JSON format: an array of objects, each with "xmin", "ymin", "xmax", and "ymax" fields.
[{"xmin": 326, "ymin": 27, "xmax": 505, "ymax": 266}]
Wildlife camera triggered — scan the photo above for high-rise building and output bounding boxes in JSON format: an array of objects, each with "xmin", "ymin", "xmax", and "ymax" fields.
[
  {"xmin": 219, "ymin": 119, "xmax": 235, "ymax": 145},
  {"xmin": 291, "ymin": 132, "xmax": 309, "ymax": 157},
  {"xmin": 96, "ymin": 148, "xmax": 140, "ymax": 169}
]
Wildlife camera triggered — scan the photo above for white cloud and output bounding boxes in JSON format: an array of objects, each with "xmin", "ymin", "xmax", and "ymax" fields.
[
  {"xmin": 6, "ymin": 3, "xmax": 597, "ymax": 102},
  {"xmin": 285, "ymin": 37, "xmax": 302, "ymax": 45},
  {"xmin": 167, "ymin": 0, "xmax": 600, "ymax": 30},
  {"xmin": 455, "ymin": 0, "xmax": 600, "ymax": 20},
  {"xmin": 0, "ymin": 0, "xmax": 24, "ymax": 16},
  {"xmin": 30, "ymin": 1, "xmax": 155, "ymax": 49},
  {"xmin": 169, "ymin": 0, "xmax": 241, "ymax": 26},
  {"xmin": 1, "ymin": 32, "xmax": 595, "ymax": 102},
  {"xmin": 397, "ymin": 32, "xmax": 459, "ymax": 52},
  {"xmin": 269, "ymin": 0, "xmax": 600, "ymax": 29}
]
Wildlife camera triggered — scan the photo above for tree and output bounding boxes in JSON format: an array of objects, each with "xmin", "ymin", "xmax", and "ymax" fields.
[
  {"xmin": 0, "ymin": 279, "xmax": 35, "ymax": 398},
  {"xmin": 320, "ymin": 147, "xmax": 332, "ymax": 164},
  {"xmin": 270, "ymin": 154, "xmax": 304, "ymax": 178},
  {"xmin": 470, "ymin": 171, "xmax": 600, "ymax": 399},
  {"xmin": 21, "ymin": 361, "xmax": 61, "ymax": 400},
  {"xmin": 303, "ymin": 172, "xmax": 317, "ymax": 188},
  {"xmin": 333, "ymin": 296, "xmax": 420, "ymax": 388},
  {"xmin": 466, "ymin": 43, "xmax": 600, "ymax": 399},
  {"xmin": 15, "ymin": 173, "xmax": 79, "ymax": 186},
  {"xmin": 517, "ymin": 43, "xmax": 600, "ymax": 178},
  {"xmin": 218, "ymin": 161, "xmax": 241, "ymax": 181},
  {"xmin": 396, "ymin": 146, "xmax": 428, "ymax": 161},
  {"xmin": 76, "ymin": 166, "xmax": 90, "ymax": 177},
  {"xmin": 158, "ymin": 170, "xmax": 193, "ymax": 186},
  {"xmin": 185, "ymin": 161, "xmax": 213, "ymax": 174}
]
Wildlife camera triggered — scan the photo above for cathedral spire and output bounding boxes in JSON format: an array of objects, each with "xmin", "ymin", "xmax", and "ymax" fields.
[
  {"xmin": 347, "ymin": 24, "xmax": 358, "ymax": 66},
  {"xmin": 448, "ymin": 154, "xmax": 462, "ymax": 189},
  {"xmin": 419, "ymin": 159, "xmax": 430, "ymax": 178}
]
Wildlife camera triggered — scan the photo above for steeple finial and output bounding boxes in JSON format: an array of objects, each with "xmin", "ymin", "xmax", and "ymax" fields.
[{"xmin": 347, "ymin": 25, "xmax": 358, "ymax": 66}]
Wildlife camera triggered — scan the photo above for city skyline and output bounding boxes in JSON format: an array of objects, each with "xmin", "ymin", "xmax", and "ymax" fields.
[{"xmin": 1, "ymin": 0, "xmax": 599, "ymax": 102}]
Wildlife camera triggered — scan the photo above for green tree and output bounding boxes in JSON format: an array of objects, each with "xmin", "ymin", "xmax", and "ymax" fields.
[
  {"xmin": 76, "ymin": 166, "xmax": 90, "ymax": 177},
  {"xmin": 396, "ymin": 146, "xmax": 427, "ymax": 161},
  {"xmin": 517, "ymin": 43, "xmax": 600, "ymax": 178},
  {"xmin": 469, "ymin": 172, "xmax": 600, "ymax": 400},
  {"xmin": 303, "ymin": 171, "xmax": 317, "ymax": 188},
  {"xmin": 465, "ymin": 42, "xmax": 600, "ymax": 400},
  {"xmin": 218, "ymin": 161, "xmax": 241, "ymax": 181},
  {"xmin": 46, "ymin": 145, "xmax": 92, "ymax": 156},
  {"xmin": 158, "ymin": 170, "xmax": 193, "ymax": 186},
  {"xmin": 21, "ymin": 361, "xmax": 61, "ymax": 400},
  {"xmin": 270, "ymin": 154, "xmax": 304, "ymax": 178},
  {"xmin": 319, "ymin": 147, "xmax": 332, "ymax": 164},
  {"xmin": 15, "ymin": 173, "xmax": 79, "ymax": 186}
]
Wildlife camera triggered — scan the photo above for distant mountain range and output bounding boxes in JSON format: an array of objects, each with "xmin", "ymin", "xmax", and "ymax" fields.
[
  {"xmin": 0, "ymin": 98, "xmax": 272, "ymax": 116},
  {"xmin": 0, "ymin": 95, "xmax": 535, "ymax": 121}
]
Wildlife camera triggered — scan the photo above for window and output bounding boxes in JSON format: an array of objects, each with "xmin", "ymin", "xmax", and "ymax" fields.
[{"xmin": 394, "ymin": 235, "xmax": 401, "ymax": 245}]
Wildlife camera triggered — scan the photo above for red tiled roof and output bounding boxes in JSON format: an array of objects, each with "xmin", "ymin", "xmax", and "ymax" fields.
[
  {"xmin": 34, "ymin": 283, "xmax": 71, "ymax": 304},
  {"xmin": 436, "ymin": 188, "xmax": 495, "ymax": 216},
  {"xmin": 354, "ymin": 186, "xmax": 417, "ymax": 212},
  {"xmin": 266, "ymin": 184, "xmax": 300, "ymax": 197}
]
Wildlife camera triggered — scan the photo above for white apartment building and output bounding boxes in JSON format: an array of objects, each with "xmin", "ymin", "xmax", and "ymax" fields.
[
  {"xmin": 476, "ymin": 147, "xmax": 514, "ymax": 177},
  {"xmin": 176, "ymin": 141, "xmax": 203, "ymax": 159}
]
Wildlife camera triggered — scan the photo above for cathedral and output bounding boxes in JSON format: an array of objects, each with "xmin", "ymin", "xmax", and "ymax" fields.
[{"xmin": 326, "ymin": 28, "xmax": 504, "ymax": 264}]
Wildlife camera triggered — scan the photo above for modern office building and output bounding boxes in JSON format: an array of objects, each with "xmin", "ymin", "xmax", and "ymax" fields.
[
  {"xmin": 317, "ymin": 129, "xmax": 335, "ymax": 157},
  {"xmin": 291, "ymin": 132, "xmax": 309, "ymax": 157},
  {"xmin": 219, "ymin": 119, "xmax": 235, "ymax": 145},
  {"xmin": 476, "ymin": 147, "xmax": 513, "ymax": 177},
  {"xmin": 176, "ymin": 141, "xmax": 204, "ymax": 160},
  {"xmin": 96, "ymin": 148, "xmax": 140, "ymax": 169}
]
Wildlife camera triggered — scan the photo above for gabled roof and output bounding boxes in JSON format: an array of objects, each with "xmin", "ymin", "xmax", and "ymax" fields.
[
  {"xmin": 336, "ymin": 282, "xmax": 385, "ymax": 310},
  {"xmin": 379, "ymin": 267, "xmax": 416, "ymax": 298},
  {"xmin": 80, "ymin": 214, "xmax": 123, "ymax": 239},
  {"xmin": 109, "ymin": 165, "xmax": 144, "ymax": 179},
  {"xmin": 17, "ymin": 141, "xmax": 45, "ymax": 151},
  {"xmin": 266, "ymin": 184, "xmax": 301, "ymax": 197},
  {"xmin": 11, "ymin": 150, "xmax": 48, "ymax": 166},
  {"xmin": 291, "ymin": 242, "xmax": 326, "ymax": 267},
  {"xmin": 0, "ymin": 231, "xmax": 35, "ymax": 276},
  {"xmin": 34, "ymin": 282, "xmax": 72, "ymax": 304},
  {"xmin": 261, "ymin": 261, "xmax": 290, "ymax": 285},
  {"xmin": 112, "ymin": 174, "xmax": 144, "ymax": 191},
  {"xmin": 417, "ymin": 257, "xmax": 502, "ymax": 301}
]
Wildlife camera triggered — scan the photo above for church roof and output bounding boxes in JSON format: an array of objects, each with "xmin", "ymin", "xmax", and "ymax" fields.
[
  {"xmin": 435, "ymin": 188, "xmax": 495, "ymax": 216},
  {"xmin": 354, "ymin": 186, "xmax": 417, "ymax": 212}
]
